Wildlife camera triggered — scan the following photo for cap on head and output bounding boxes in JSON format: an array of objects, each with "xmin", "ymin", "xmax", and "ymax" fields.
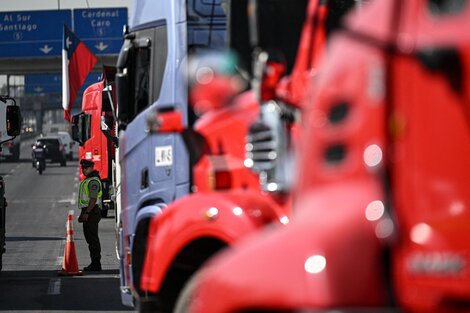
[{"xmin": 80, "ymin": 159, "xmax": 94, "ymax": 168}]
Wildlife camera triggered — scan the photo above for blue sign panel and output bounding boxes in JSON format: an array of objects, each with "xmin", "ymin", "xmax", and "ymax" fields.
[
  {"xmin": 0, "ymin": 10, "xmax": 72, "ymax": 58},
  {"xmin": 73, "ymin": 8, "xmax": 127, "ymax": 55},
  {"xmin": 25, "ymin": 73, "xmax": 62, "ymax": 94},
  {"xmin": 25, "ymin": 72, "xmax": 102, "ymax": 97}
]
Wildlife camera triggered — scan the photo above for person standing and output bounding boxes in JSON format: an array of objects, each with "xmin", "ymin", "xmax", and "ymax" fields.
[{"xmin": 78, "ymin": 159, "xmax": 103, "ymax": 271}]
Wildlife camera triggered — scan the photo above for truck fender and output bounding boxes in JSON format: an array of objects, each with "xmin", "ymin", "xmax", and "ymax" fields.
[
  {"xmin": 129, "ymin": 203, "xmax": 166, "ymax": 294},
  {"xmin": 190, "ymin": 179, "xmax": 393, "ymax": 313},
  {"xmin": 134, "ymin": 203, "xmax": 166, "ymax": 232},
  {"xmin": 140, "ymin": 189, "xmax": 287, "ymax": 293}
]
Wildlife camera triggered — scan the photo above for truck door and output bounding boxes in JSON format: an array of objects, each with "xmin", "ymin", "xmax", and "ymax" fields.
[{"xmin": 116, "ymin": 17, "xmax": 189, "ymax": 222}]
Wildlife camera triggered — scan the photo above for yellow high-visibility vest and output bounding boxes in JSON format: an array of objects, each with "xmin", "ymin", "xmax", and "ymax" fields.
[{"xmin": 78, "ymin": 176, "xmax": 103, "ymax": 209}]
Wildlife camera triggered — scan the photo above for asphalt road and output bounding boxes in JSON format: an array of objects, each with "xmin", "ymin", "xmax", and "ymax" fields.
[{"xmin": 0, "ymin": 139, "xmax": 135, "ymax": 312}]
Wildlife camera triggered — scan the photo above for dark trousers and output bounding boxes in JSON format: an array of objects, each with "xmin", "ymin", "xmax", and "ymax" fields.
[{"xmin": 82, "ymin": 207, "xmax": 101, "ymax": 263}]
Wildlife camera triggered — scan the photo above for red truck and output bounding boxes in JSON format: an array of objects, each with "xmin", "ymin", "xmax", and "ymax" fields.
[
  {"xmin": 72, "ymin": 69, "xmax": 117, "ymax": 218},
  {"xmin": 183, "ymin": 1, "xmax": 470, "ymax": 313}
]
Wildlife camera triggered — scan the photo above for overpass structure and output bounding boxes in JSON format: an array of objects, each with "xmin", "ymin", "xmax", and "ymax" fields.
[{"xmin": 0, "ymin": 7, "xmax": 127, "ymax": 133}]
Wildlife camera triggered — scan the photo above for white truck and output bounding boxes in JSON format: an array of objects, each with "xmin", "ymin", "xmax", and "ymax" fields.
[
  {"xmin": 0, "ymin": 101, "xmax": 20, "ymax": 161},
  {"xmin": 0, "ymin": 95, "xmax": 22, "ymax": 271}
]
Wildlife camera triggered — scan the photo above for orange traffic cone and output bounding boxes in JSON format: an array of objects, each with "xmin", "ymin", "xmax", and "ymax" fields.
[{"xmin": 58, "ymin": 210, "xmax": 82, "ymax": 276}]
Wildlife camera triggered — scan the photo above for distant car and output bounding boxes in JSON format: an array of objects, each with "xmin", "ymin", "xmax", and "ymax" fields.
[
  {"xmin": 56, "ymin": 131, "xmax": 75, "ymax": 160},
  {"xmin": 31, "ymin": 137, "xmax": 67, "ymax": 167}
]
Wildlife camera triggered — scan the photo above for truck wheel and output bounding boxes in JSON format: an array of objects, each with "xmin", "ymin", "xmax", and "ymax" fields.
[
  {"xmin": 132, "ymin": 218, "xmax": 151, "ymax": 298},
  {"xmin": 173, "ymin": 272, "xmax": 202, "ymax": 313}
]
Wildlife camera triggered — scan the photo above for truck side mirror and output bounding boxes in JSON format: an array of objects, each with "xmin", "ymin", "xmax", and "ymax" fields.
[
  {"xmin": 81, "ymin": 113, "xmax": 92, "ymax": 144},
  {"xmin": 188, "ymin": 50, "xmax": 248, "ymax": 114},
  {"xmin": 71, "ymin": 112, "xmax": 92, "ymax": 146},
  {"xmin": 6, "ymin": 105, "xmax": 21, "ymax": 137},
  {"xmin": 71, "ymin": 114, "xmax": 81, "ymax": 144},
  {"xmin": 147, "ymin": 108, "xmax": 184, "ymax": 133},
  {"xmin": 116, "ymin": 38, "xmax": 134, "ymax": 129},
  {"xmin": 146, "ymin": 107, "xmax": 208, "ymax": 167},
  {"xmin": 116, "ymin": 72, "xmax": 129, "ymax": 127}
]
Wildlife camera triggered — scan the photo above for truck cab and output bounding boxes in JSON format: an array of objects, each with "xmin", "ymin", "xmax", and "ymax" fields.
[
  {"xmin": 183, "ymin": 1, "xmax": 470, "ymax": 313},
  {"xmin": 0, "ymin": 99, "xmax": 21, "ymax": 161},
  {"xmin": 114, "ymin": 0, "xmax": 227, "ymax": 307},
  {"xmin": 72, "ymin": 68, "xmax": 117, "ymax": 218},
  {"xmin": 0, "ymin": 95, "xmax": 22, "ymax": 271}
]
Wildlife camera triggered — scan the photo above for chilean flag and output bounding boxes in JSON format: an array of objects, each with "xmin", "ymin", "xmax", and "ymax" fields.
[{"xmin": 62, "ymin": 24, "xmax": 98, "ymax": 121}]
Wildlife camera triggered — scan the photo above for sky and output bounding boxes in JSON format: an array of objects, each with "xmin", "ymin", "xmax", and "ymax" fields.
[{"xmin": 0, "ymin": 0, "xmax": 131, "ymax": 11}]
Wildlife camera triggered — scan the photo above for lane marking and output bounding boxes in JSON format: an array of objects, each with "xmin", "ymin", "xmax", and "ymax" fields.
[
  {"xmin": 57, "ymin": 199, "xmax": 77, "ymax": 205},
  {"xmin": 56, "ymin": 256, "xmax": 64, "ymax": 266},
  {"xmin": 47, "ymin": 278, "xmax": 61, "ymax": 295},
  {"xmin": 8, "ymin": 199, "xmax": 32, "ymax": 203},
  {"xmin": 72, "ymin": 274, "xmax": 121, "ymax": 279},
  {"xmin": 57, "ymin": 240, "xmax": 65, "ymax": 268}
]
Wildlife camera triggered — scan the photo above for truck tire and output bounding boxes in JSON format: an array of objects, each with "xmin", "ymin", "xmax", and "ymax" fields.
[
  {"xmin": 173, "ymin": 272, "xmax": 201, "ymax": 313},
  {"xmin": 132, "ymin": 218, "xmax": 151, "ymax": 298}
]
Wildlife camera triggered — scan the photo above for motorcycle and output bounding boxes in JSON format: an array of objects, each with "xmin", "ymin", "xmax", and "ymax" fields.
[{"xmin": 32, "ymin": 144, "xmax": 47, "ymax": 175}]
